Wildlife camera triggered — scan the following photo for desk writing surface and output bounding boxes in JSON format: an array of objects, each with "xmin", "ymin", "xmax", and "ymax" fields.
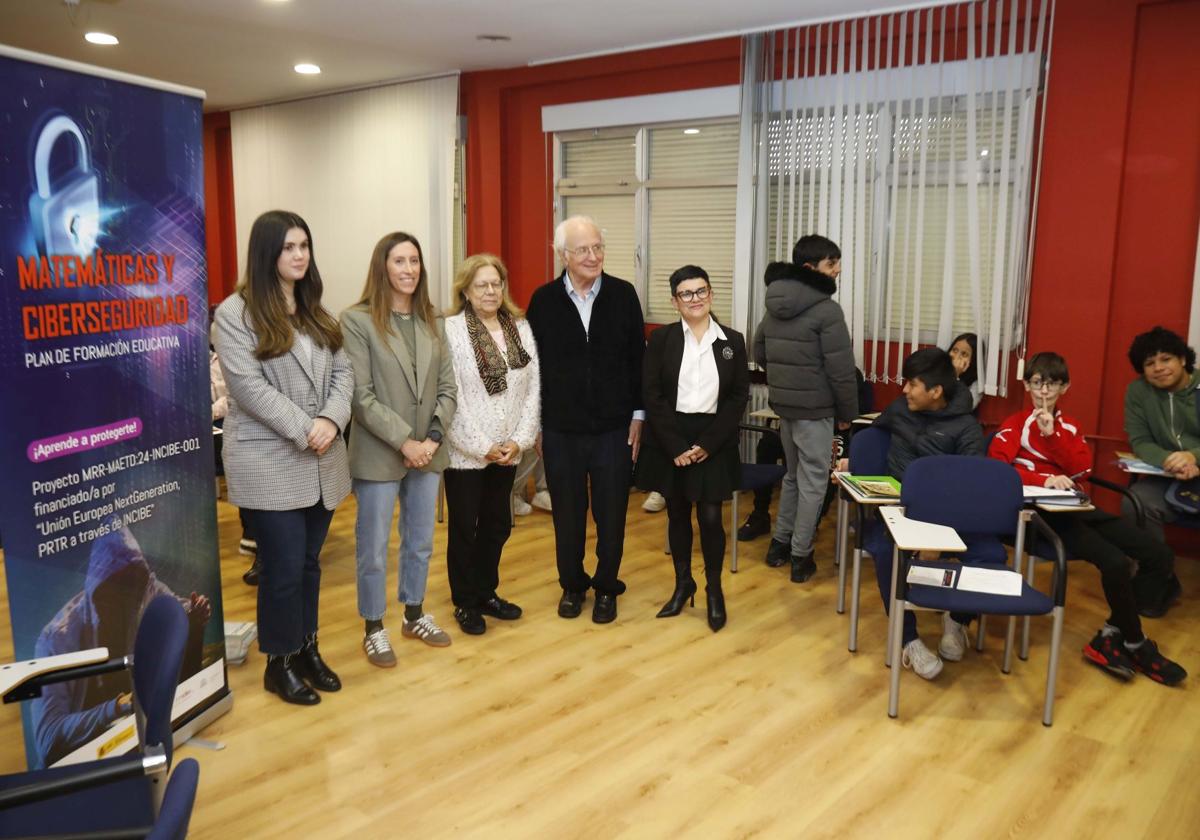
[
  {"xmin": 0, "ymin": 647, "xmax": 109, "ymax": 697},
  {"xmin": 879, "ymin": 507, "xmax": 966, "ymax": 552}
]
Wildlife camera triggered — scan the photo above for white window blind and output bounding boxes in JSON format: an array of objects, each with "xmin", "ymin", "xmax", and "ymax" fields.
[{"xmin": 556, "ymin": 119, "xmax": 739, "ymax": 323}]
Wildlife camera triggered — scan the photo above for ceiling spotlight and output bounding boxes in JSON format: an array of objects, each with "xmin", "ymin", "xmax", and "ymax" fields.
[
  {"xmin": 476, "ymin": 34, "xmax": 512, "ymax": 42},
  {"xmin": 294, "ymin": 63, "xmax": 321, "ymax": 75},
  {"xmin": 84, "ymin": 32, "xmax": 119, "ymax": 46},
  {"xmin": 683, "ymin": 128, "xmax": 700, "ymax": 135}
]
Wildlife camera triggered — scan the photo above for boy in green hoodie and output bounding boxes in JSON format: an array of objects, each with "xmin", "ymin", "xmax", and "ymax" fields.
[{"xmin": 1124, "ymin": 326, "xmax": 1200, "ymax": 543}]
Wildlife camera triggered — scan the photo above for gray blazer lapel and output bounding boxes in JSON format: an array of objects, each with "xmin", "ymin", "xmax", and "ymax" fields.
[
  {"xmin": 414, "ymin": 319, "xmax": 433, "ymax": 398},
  {"xmin": 385, "ymin": 328, "xmax": 419, "ymax": 396},
  {"xmin": 289, "ymin": 337, "xmax": 317, "ymax": 387}
]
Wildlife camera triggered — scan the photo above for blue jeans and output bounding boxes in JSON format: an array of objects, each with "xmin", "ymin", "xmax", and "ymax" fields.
[
  {"xmin": 245, "ymin": 502, "xmax": 335, "ymax": 655},
  {"xmin": 354, "ymin": 472, "xmax": 441, "ymax": 620}
]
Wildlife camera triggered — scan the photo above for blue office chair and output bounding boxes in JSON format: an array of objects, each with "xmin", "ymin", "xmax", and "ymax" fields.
[
  {"xmin": 840, "ymin": 426, "xmax": 890, "ymax": 650},
  {"xmin": 883, "ymin": 456, "xmax": 1068, "ymax": 725},
  {"xmin": 0, "ymin": 594, "xmax": 192, "ymax": 836},
  {"xmin": 148, "ymin": 758, "xmax": 201, "ymax": 840}
]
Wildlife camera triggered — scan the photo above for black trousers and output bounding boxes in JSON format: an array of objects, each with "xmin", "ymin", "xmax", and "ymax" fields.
[
  {"xmin": 443, "ymin": 464, "xmax": 517, "ymax": 608},
  {"xmin": 752, "ymin": 430, "xmax": 785, "ymax": 514},
  {"xmin": 542, "ymin": 426, "xmax": 632, "ymax": 596},
  {"xmin": 1042, "ymin": 508, "xmax": 1174, "ymax": 641},
  {"xmin": 245, "ymin": 501, "xmax": 334, "ymax": 655}
]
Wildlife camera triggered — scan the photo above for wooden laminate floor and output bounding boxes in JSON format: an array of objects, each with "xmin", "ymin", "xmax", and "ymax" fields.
[{"xmin": 2, "ymin": 489, "xmax": 1199, "ymax": 838}]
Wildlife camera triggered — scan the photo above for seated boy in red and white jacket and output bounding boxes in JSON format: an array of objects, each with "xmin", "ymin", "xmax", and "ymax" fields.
[{"xmin": 988, "ymin": 352, "xmax": 1186, "ymax": 686}]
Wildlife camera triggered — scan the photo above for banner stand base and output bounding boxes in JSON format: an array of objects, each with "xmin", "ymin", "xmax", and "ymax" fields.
[{"xmin": 173, "ymin": 691, "xmax": 233, "ymax": 753}]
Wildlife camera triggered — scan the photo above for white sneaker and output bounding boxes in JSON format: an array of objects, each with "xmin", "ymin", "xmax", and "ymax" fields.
[
  {"xmin": 512, "ymin": 496, "xmax": 532, "ymax": 516},
  {"xmin": 902, "ymin": 638, "xmax": 944, "ymax": 680},
  {"xmin": 531, "ymin": 490, "xmax": 553, "ymax": 512},
  {"xmin": 642, "ymin": 491, "xmax": 667, "ymax": 513},
  {"xmin": 938, "ymin": 612, "xmax": 968, "ymax": 662}
]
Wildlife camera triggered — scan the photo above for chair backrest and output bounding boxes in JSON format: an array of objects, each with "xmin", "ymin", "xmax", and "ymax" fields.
[
  {"xmin": 147, "ymin": 758, "xmax": 200, "ymax": 840},
  {"xmin": 133, "ymin": 595, "xmax": 189, "ymax": 767},
  {"xmin": 848, "ymin": 426, "xmax": 890, "ymax": 475},
  {"xmin": 901, "ymin": 455, "xmax": 1023, "ymax": 536}
]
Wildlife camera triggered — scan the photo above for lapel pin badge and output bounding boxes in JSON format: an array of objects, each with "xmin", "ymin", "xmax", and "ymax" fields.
[{"xmin": 721, "ymin": 346, "xmax": 734, "ymax": 360}]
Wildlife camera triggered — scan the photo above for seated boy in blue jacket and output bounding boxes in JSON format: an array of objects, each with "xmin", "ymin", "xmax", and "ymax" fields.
[{"xmin": 867, "ymin": 347, "xmax": 984, "ymax": 681}]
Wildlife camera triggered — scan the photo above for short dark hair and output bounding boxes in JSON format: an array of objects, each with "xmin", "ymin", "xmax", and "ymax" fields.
[
  {"xmin": 668, "ymin": 264, "xmax": 709, "ymax": 294},
  {"xmin": 902, "ymin": 347, "xmax": 958, "ymax": 396},
  {"xmin": 949, "ymin": 332, "xmax": 979, "ymax": 388},
  {"xmin": 1127, "ymin": 326, "xmax": 1195, "ymax": 374},
  {"xmin": 792, "ymin": 235, "xmax": 841, "ymax": 267},
  {"xmin": 1025, "ymin": 351, "xmax": 1070, "ymax": 384}
]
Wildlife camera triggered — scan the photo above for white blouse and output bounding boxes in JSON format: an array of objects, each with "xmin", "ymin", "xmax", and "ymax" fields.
[
  {"xmin": 676, "ymin": 317, "xmax": 725, "ymax": 414},
  {"xmin": 444, "ymin": 313, "xmax": 541, "ymax": 470}
]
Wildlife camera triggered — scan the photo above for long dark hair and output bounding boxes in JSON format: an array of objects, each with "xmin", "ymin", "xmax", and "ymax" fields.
[
  {"xmin": 358, "ymin": 231, "xmax": 439, "ymax": 338},
  {"xmin": 239, "ymin": 210, "xmax": 342, "ymax": 359},
  {"xmin": 950, "ymin": 332, "xmax": 979, "ymax": 388}
]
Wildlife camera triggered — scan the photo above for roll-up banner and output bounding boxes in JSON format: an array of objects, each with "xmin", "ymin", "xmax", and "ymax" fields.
[{"xmin": 0, "ymin": 45, "xmax": 229, "ymax": 769}]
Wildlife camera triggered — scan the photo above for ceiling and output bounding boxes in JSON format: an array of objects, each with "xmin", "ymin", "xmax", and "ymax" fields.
[{"xmin": 1, "ymin": 0, "xmax": 945, "ymax": 111}]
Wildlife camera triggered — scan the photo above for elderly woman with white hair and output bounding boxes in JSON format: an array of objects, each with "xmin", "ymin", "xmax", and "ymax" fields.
[{"xmin": 526, "ymin": 216, "xmax": 646, "ymax": 625}]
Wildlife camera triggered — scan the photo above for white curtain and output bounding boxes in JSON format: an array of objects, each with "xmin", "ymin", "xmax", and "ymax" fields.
[
  {"xmin": 739, "ymin": 1, "xmax": 1054, "ymax": 396},
  {"xmin": 230, "ymin": 74, "xmax": 459, "ymax": 316}
]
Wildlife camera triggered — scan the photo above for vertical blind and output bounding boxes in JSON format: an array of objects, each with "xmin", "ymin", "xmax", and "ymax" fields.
[{"xmin": 741, "ymin": 1, "xmax": 1054, "ymax": 395}]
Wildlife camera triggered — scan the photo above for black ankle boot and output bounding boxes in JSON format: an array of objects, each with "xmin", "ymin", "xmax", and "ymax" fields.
[
  {"xmin": 656, "ymin": 578, "xmax": 697, "ymax": 618},
  {"xmin": 264, "ymin": 654, "xmax": 320, "ymax": 705},
  {"xmin": 294, "ymin": 635, "xmax": 341, "ymax": 692},
  {"xmin": 705, "ymin": 586, "xmax": 727, "ymax": 632}
]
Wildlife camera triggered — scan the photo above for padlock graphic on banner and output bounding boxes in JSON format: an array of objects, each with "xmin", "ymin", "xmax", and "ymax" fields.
[{"xmin": 28, "ymin": 114, "xmax": 101, "ymax": 257}]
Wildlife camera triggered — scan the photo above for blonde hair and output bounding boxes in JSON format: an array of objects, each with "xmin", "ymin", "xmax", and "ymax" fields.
[
  {"xmin": 447, "ymin": 253, "xmax": 523, "ymax": 318},
  {"xmin": 357, "ymin": 232, "xmax": 438, "ymax": 338}
]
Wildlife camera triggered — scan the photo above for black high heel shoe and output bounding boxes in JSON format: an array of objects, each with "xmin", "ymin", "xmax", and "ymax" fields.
[
  {"xmin": 656, "ymin": 579, "xmax": 697, "ymax": 618},
  {"xmin": 706, "ymin": 588, "xmax": 727, "ymax": 633}
]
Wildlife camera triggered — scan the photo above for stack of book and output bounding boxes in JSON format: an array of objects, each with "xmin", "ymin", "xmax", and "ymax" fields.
[{"xmin": 1115, "ymin": 451, "xmax": 1169, "ymax": 476}]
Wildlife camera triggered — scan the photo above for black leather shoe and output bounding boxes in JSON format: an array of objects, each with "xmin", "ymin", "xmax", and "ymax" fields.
[
  {"xmin": 706, "ymin": 588, "xmax": 727, "ymax": 633},
  {"xmin": 479, "ymin": 596, "xmax": 522, "ymax": 620},
  {"xmin": 592, "ymin": 593, "xmax": 617, "ymax": 624},
  {"xmin": 765, "ymin": 538, "xmax": 791, "ymax": 568},
  {"xmin": 294, "ymin": 637, "xmax": 341, "ymax": 692},
  {"xmin": 737, "ymin": 511, "xmax": 771, "ymax": 542},
  {"xmin": 242, "ymin": 555, "xmax": 262, "ymax": 586},
  {"xmin": 454, "ymin": 607, "xmax": 487, "ymax": 635},
  {"xmin": 264, "ymin": 655, "xmax": 320, "ymax": 705},
  {"xmin": 1139, "ymin": 574, "xmax": 1183, "ymax": 619},
  {"xmin": 558, "ymin": 589, "xmax": 586, "ymax": 618},
  {"xmin": 790, "ymin": 552, "xmax": 817, "ymax": 583},
  {"xmin": 656, "ymin": 579, "xmax": 697, "ymax": 618}
]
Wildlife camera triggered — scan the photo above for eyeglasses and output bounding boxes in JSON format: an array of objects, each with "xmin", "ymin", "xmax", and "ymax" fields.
[
  {"xmin": 566, "ymin": 244, "xmax": 605, "ymax": 259},
  {"xmin": 674, "ymin": 286, "xmax": 711, "ymax": 302},
  {"xmin": 1027, "ymin": 378, "xmax": 1064, "ymax": 392},
  {"xmin": 470, "ymin": 280, "xmax": 505, "ymax": 292}
]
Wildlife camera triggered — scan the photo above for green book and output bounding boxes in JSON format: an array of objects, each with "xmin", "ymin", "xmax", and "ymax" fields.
[{"xmin": 844, "ymin": 474, "xmax": 901, "ymax": 499}]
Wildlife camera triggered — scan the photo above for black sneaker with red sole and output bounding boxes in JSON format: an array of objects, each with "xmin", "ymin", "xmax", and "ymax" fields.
[
  {"xmin": 1082, "ymin": 630, "xmax": 1135, "ymax": 681},
  {"xmin": 1126, "ymin": 638, "xmax": 1188, "ymax": 686}
]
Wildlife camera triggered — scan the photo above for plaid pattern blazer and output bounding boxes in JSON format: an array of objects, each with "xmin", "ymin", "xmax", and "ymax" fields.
[{"xmin": 213, "ymin": 293, "xmax": 353, "ymax": 511}]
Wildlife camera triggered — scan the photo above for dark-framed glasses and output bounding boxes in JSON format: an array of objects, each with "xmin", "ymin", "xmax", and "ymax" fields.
[{"xmin": 674, "ymin": 286, "xmax": 711, "ymax": 302}]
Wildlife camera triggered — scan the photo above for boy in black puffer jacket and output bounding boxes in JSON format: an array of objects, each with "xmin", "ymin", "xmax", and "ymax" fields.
[{"xmin": 753, "ymin": 235, "xmax": 858, "ymax": 583}]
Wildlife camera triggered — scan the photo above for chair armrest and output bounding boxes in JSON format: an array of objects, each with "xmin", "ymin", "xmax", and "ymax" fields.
[
  {"xmin": 738, "ymin": 422, "xmax": 776, "ymax": 436},
  {"xmin": 1026, "ymin": 512, "xmax": 1068, "ymax": 607},
  {"xmin": 0, "ymin": 752, "xmax": 166, "ymax": 811},
  {"xmin": 1087, "ymin": 475, "xmax": 1144, "ymax": 530}
]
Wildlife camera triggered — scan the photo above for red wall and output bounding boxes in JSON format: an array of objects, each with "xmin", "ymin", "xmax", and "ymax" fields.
[{"xmin": 202, "ymin": 112, "xmax": 238, "ymax": 307}]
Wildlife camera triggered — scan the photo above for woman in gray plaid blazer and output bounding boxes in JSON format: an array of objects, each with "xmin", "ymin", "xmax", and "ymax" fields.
[
  {"xmin": 214, "ymin": 210, "xmax": 352, "ymax": 706},
  {"xmin": 341, "ymin": 232, "xmax": 457, "ymax": 668}
]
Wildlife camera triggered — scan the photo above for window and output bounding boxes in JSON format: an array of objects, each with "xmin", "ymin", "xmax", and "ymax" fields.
[{"xmin": 555, "ymin": 118, "xmax": 739, "ymax": 323}]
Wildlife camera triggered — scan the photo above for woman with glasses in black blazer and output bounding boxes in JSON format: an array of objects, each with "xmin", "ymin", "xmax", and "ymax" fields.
[{"xmin": 635, "ymin": 265, "xmax": 749, "ymax": 632}]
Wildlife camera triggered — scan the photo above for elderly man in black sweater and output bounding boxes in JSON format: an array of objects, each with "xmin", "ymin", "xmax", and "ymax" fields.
[{"xmin": 527, "ymin": 216, "xmax": 646, "ymax": 624}]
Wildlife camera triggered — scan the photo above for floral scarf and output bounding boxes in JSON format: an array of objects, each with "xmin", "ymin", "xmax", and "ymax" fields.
[{"xmin": 465, "ymin": 306, "xmax": 530, "ymax": 395}]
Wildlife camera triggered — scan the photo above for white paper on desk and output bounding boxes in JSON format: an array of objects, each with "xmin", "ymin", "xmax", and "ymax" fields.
[
  {"xmin": 1022, "ymin": 486, "xmax": 1077, "ymax": 499},
  {"xmin": 957, "ymin": 566, "xmax": 1023, "ymax": 597}
]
